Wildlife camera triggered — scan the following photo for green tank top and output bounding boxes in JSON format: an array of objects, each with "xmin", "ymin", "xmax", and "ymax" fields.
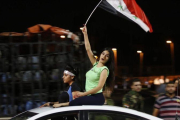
[{"xmin": 85, "ymin": 62, "xmax": 109, "ymax": 94}]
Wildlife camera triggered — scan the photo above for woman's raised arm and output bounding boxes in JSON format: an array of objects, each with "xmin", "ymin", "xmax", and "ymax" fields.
[{"xmin": 81, "ymin": 25, "xmax": 96, "ymax": 65}]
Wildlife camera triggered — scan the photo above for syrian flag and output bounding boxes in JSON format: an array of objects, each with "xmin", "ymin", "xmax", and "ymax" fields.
[{"xmin": 99, "ymin": 0, "xmax": 153, "ymax": 32}]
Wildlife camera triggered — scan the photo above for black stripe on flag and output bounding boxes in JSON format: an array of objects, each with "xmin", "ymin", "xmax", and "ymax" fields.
[{"xmin": 99, "ymin": 0, "xmax": 134, "ymax": 23}]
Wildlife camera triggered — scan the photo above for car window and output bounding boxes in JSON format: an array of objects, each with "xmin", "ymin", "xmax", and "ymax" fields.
[
  {"xmin": 10, "ymin": 111, "xmax": 37, "ymax": 120},
  {"xmin": 88, "ymin": 111, "xmax": 148, "ymax": 120},
  {"xmin": 37, "ymin": 110, "xmax": 80, "ymax": 120}
]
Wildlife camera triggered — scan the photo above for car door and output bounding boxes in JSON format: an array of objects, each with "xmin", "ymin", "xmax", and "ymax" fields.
[
  {"xmin": 86, "ymin": 110, "xmax": 149, "ymax": 120},
  {"xmin": 36, "ymin": 110, "xmax": 83, "ymax": 120}
]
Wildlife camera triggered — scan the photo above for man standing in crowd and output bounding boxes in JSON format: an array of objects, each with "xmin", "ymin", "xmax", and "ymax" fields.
[
  {"xmin": 153, "ymin": 81, "xmax": 180, "ymax": 120},
  {"xmin": 122, "ymin": 78, "xmax": 144, "ymax": 111}
]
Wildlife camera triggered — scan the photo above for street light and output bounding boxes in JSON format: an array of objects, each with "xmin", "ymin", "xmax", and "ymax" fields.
[
  {"xmin": 112, "ymin": 48, "xmax": 117, "ymax": 75},
  {"xmin": 166, "ymin": 40, "xmax": 172, "ymax": 44},
  {"xmin": 166, "ymin": 40, "xmax": 175, "ymax": 74},
  {"xmin": 112, "ymin": 48, "xmax": 117, "ymax": 51},
  {"xmin": 137, "ymin": 50, "xmax": 142, "ymax": 53},
  {"xmin": 60, "ymin": 35, "xmax": 66, "ymax": 38},
  {"xmin": 137, "ymin": 50, "xmax": 143, "ymax": 76}
]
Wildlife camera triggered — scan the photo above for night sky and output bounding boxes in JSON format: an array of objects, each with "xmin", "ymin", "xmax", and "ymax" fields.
[{"xmin": 0, "ymin": 0, "xmax": 180, "ymax": 75}]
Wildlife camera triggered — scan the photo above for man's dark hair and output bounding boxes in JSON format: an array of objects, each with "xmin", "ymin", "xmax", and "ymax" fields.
[
  {"xmin": 129, "ymin": 78, "xmax": 141, "ymax": 86},
  {"xmin": 64, "ymin": 64, "xmax": 78, "ymax": 81}
]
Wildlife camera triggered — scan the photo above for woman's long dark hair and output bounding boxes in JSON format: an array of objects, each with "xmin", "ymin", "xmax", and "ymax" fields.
[
  {"xmin": 101, "ymin": 47, "xmax": 115, "ymax": 91},
  {"xmin": 65, "ymin": 64, "xmax": 78, "ymax": 81}
]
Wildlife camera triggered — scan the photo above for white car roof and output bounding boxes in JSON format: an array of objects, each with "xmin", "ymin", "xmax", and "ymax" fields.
[
  {"xmin": 29, "ymin": 107, "xmax": 54, "ymax": 113},
  {"xmin": 27, "ymin": 105, "xmax": 163, "ymax": 120}
]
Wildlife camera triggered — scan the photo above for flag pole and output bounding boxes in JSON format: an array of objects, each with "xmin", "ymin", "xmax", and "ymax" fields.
[{"xmin": 85, "ymin": 0, "xmax": 103, "ymax": 25}]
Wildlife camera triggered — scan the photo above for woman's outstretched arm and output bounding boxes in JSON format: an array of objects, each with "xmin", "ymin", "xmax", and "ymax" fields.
[{"xmin": 81, "ymin": 25, "xmax": 96, "ymax": 65}]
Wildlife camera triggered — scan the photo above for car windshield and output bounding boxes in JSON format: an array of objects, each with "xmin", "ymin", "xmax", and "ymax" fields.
[{"xmin": 10, "ymin": 111, "xmax": 37, "ymax": 120}]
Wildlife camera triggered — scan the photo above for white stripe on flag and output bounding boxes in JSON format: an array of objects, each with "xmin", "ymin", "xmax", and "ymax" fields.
[
  {"xmin": 107, "ymin": 0, "xmax": 150, "ymax": 32},
  {"xmin": 119, "ymin": 0, "xmax": 131, "ymax": 13}
]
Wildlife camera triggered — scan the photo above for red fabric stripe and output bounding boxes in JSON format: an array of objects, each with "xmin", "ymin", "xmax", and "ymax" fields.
[
  {"xmin": 161, "ymin": 103, "xmax": 179, "ymax": 107},
  {"xmin": 161, "ymin": 101, "xmax": 178, "ymax": 105},
  {"xmin": 160, "ymin": 110, "xmax": 180, "ymax": 114},
  {"xmin": 123, "ymin": 0, "xmax": 153, "ymax": 32}
]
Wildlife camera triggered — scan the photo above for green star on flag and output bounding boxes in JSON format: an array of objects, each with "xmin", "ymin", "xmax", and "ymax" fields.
[
  {"xmin": 118, "ymin": 5, "xmax": 123, "ymax": 11},
  {"xmin": 133, "ymin": 16, "xmax": 138, "ymax": 20}
]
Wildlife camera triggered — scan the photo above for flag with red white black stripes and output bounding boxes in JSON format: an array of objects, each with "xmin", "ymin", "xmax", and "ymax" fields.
[{"xmin": 99, "ymin": 0, "xmax": 153, "ymax": 33}]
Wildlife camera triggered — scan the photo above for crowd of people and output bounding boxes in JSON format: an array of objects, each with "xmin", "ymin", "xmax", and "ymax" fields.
[
  {"xmin": 122, "ymin": 78, "xmax": 180, "ymax": 120},
  {"xmin": 40, "ymin": 25, "xmax": 180, "ymax": 120}
]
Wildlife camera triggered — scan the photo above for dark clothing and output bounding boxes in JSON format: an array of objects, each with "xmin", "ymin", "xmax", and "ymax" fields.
[
  {"xmin": 58, "ymin": 82, "xmax": 81, "ymax": 103},
  {"xmin": 122, "ymin": 90, "xmax": 144, "ymax": 111},
  {"xmin": 154, "ymin": 94, "xmax": 180, "ymax": 120},
  {"xmin": 67, "ymin": 82, "xmax": 81, "ymax": 102},
  {"xmin": 67, "ymin": 82, "xmax": 81, "ymax": 92},
  {"xmin": 58, "ymin": 92, "xmax": 69, "ymax": 103},
  {"xmin": 69, "ymin": 93, "xmax": 105, "ymax": 106}
]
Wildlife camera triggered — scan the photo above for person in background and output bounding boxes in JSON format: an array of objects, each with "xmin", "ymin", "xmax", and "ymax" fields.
[
  {"xmin": 153, "ymin": 81, "xmax": 180, "ymax": 120},
  {"xmin": 122, "ymin": 78, "xmax": 143, "ymax": 112},
  {"xmin": 103, "ymin": 87, "xmax": 114, "ymax": 106},
  {"xmin": 40, "ymin": 64, "xmax": 81, "ymax": 108}
]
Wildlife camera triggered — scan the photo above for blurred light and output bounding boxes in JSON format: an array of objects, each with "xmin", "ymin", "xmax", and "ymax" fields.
[
  {"xmin": 80, "ymin": 27, "xmax": 83, "ymax": 30},
  {"xmin": 166, "ymin": 40, "xmax": 172, "ymax": 44},
  {"xmin": 114, "ymin": 85, "xmax": 118, "ymax": 89},
  {"xmin": 175, "ymin": 80, "xmax": 180, "ymax": 87},
  {"xmin": 112, "ymin": 48, "xmax": 117, "ymax": 51},
  {"xmin": 165, "ymin": 78, "xmax": 169, "ymax": 83},
  {"xmin": 137, "ymin": 50, "xmax": 142, "ymax": 53},
  {"xmin": 148, "ymin": 80, "xmax": 153, "ymax": 84},
  {"xmin": 154, "ymin": 78, "xmax": 160, "ymax": 85},
  {"xmin": 60, "ymin": 35, "xmax": 65, "ymax": 38},
  {"xmin": 145, "ymin": 81, "xmax": 149, "ymax": 84},
  {"xmin": 93, "ymin": 51, "xmax": 97, "ymax": 54},
  {"xmin": 159, "ymin": 79, "xmax": 164, "ymax": 84},
  {"xmin": 94, "ymin": 55, "xmax": 98, "ymax": 59}
]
